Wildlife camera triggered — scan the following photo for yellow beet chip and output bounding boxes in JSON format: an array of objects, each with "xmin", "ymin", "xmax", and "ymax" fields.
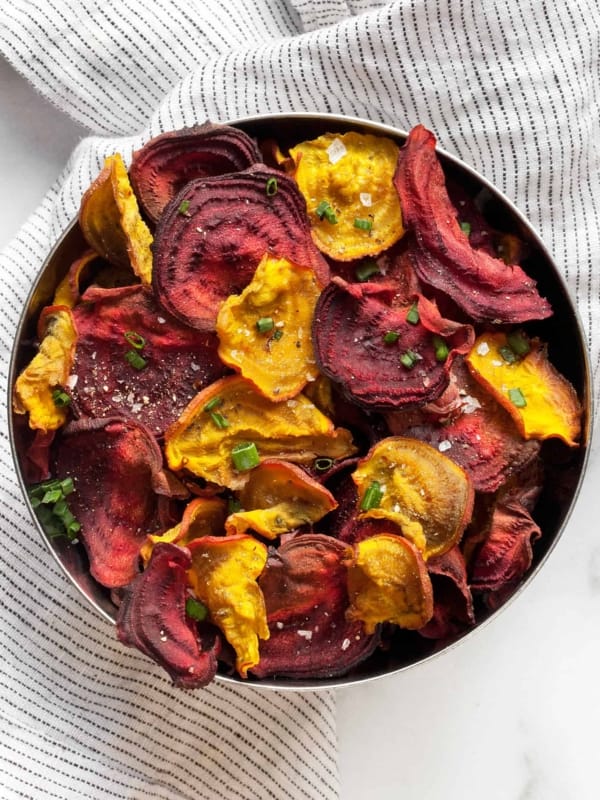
[
  {"xmin": 346, "ymin": 533, "xmax": 434, "ymax": 634},
  {"xmin": 465, "ymin": 332, "xmax": 582, "ymax": 446},
  {"xmin": 188, "ymin": 534, "xmax": 269, "ymax": 678},
  {"xmin": 216, "ymin": 254, "xmax": 321, "ymax": 400},
  {"xmin": 288, "ymin": 131, "xmax": 404, "ymax": 260},
  {"xmin": 79, "ymin": 153, "xmax": 153, "ymax": 284},
  {"xmin": 352, "ymin": 436, "xmax": 474, "ymax": 560},
  {"xmin": 13, "ymin": 307, "xmax": 77, "ymax": 432},
  {"xmin": 165, "ymin": 375, "xmax": 356, "ymax": 490},
  {"xmin": 226, "ymin": 459, "xmax": 337, "ymax": 538}
]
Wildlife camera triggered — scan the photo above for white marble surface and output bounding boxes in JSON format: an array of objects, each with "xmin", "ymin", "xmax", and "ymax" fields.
[{"xmin": 2, "ymin": 55, "xmax": 598, "ymax": 800}]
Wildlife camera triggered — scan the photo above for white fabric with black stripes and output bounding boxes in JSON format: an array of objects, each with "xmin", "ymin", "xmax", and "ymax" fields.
[{"xmin": 1, "ymin": 0, "xmax": 598, "ymax": 798}]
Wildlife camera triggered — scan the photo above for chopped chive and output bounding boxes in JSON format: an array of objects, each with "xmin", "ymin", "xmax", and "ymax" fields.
[
  {"xmin": 124, "ymin": 349, "xmax": 147, "ymax": 370},
  {"xmin": 406, "ymin": 304, "xmax": 420, "ymax": 325},
  {"xmin": 400, "ymin": 350, "xmax": 419, "ymax": 369},
  {"xmin": 432, "ymin": 335, "xmax": 449, "ymax": 362},
  {"xmin": 60, "ymin": 477, "xmax": 75, "ymax": 496},
  {"xmin": 52, "ymin": 388, "xmax": 71, "ymax": 407},
  {"xmin": 28, "ymin": 476, "xmax": 80, "ymax": 542},
  {"xmin": 383, "ymin": 331, "xmax": 400, "ymax": 345},
  {"xmin": 186, "ymin": 596, "xmax": 208, "ymax": 621},
  {"xmin": 42, "ymin": 488, "xmax": 62, "ymax": 505},
  {"xmin": 203, "ymin": 396, "xmax": 223, "ymax": 412},
  {"xmin": 507, "ymin": 330, "xmax": 531, "ymax": 357},
  {"xmin": 178, "ymin": 199, "xmax": 191, "ymax": 216},
  {"xmin": 315, "ymin": 200, "xmax": 338, "ymax": 224},
  {"xmin": 124, "ymin": 330, "xmax": 146, "ymax": 350},
  {"xmin": 353, "ymin": 217, "xmax": 373, "ymax": 231},
  {"xmin": 459, "ymin": 220, "xmax": 472, "ymax": 236},
  {"xmin": 508, "ymin": 387, "xmax": 527, "ymax": 408},
  {"xmin": 360, "ymin": 480, "xmax": 384, "ymax": 511},
  {"xmin": 314, "ymin": 457, "xmax": 334, "ymax": 472},
  {"xmin": 256, "ymin": 317, "xmax": 275, "ymax": 334},
  {"xmin": 227, "ymin": 497, "xmax": 242, "ymax": 514},
  {"xmin": 272, "ymin": 328, "xmax": 284, "ymax": 341},
  {"xmin": 210, "ymin": 411, "xmax": 229, "ymax": 429},
  {"xmin": 231, "ymin": 441, "xmax": 260, "ymax": 472},
  {"xmin": 265, "ymin": 177, "xmax": 278, "ymax": 196},
  {"xmin": 355, "ymin": 259, "xmax": 380, "ymax": 282},
  {"xmin": 499, "ymin": 345, "xmax": 518, "ymax": 364}
]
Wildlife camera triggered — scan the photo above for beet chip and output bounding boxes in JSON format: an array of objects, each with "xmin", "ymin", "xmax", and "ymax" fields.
[
  {"xmin": 117, "ymin": 543, "xmax": 219, "ymax": 688},
  {"xmin": 129, "ymin": 123, "xmax": 262, "ymax": 222},
  {"xmin": 312, "ymin": 277, "xmax": 473, "ymax": 410},
  {"xmin": 152, "ymin": 166, "xmax": 329, "ymax": 330},
  {"xmin": 418, "ymin": 546, "xmax": 475, "ymax": 640},
  {"xmin": 393, "ymin": 125, "xmax": 552, "ymax": 324},
  {"xmin": 53, "ymin": 416, "xmax": 182, "ymax": 588},
  {"xmin": 71, "ymin": 284, "xmax": 226, "ymax": 436},
  {"xmin": 252, "ymin": 534, "xmax": 378, "ymax": 679}
]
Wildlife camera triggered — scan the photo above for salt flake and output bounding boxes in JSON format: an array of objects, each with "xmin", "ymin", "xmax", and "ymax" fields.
[{"xmin": 327, "ymin": 138, "xmax": 347, "ymax": 164}]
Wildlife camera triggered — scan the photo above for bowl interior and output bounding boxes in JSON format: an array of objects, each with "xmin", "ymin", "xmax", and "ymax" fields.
[{"xmin": 8, "ymin": 113, "xmax": 592, "ymax": 689}]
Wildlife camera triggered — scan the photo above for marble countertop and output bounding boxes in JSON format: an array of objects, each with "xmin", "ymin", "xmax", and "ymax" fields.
[{"xmin": 2, "ymin": 55, "xmax": 598, "ymax": 800}]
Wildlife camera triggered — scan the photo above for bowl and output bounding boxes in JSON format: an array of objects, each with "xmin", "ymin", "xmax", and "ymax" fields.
[{"xmin": 8, "ymin": 112, "xmax": 592, "ymax": 689}]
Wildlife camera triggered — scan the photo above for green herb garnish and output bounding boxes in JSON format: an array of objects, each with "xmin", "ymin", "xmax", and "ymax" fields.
[
  {"xmin": 231, "ymin": 442, "xmax": 260, "ymax": 471},
  {"xmin": 353, "ymin": 217, "xmax": 373, "ymax": 231},
  {"xmin": 360, "ymin": 480, "xmax": 384, "ymax": 511},
  {"xmin": 186, "ymin": 597, "xmax": 208, "ymax": 621},
  {"xmin": 316, "ymin": 200, "xmax": 338, "ymax": 224},
  {"xmin": 266, "ymin": 177, "xmax": 278, "ymax": 196},
  {"xmin": 355, "ymin": 259, "xmax": 380, "ymax": 282},
  {"xmin": 508, "ymin": 387, "xmax": 527, "ymax": 408},
  {"xmin": 124, "ymin": 349, "xmax": 147, "ymax": 370},
  {"xmin": 383, "ymin": 331, "xmax": 400, "ymax": 345}
]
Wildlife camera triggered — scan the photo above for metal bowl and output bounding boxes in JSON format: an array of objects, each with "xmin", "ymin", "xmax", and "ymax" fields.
[{"xmin": 8, "ymin": 113, "xmax": 592, "ymax": 689}]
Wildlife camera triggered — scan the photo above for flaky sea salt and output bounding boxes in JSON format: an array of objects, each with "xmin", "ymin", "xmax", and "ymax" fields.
[
  {"xmin": 476, "ymin": 341, "xmax": 490, "ymax": 356},
  {"xmin": 438, "ymin": 440, "xmax": 452, "ymax": 452},
  {"xmin": 359, "ymin": 192, "xmax": 372, "ymax": 207},
  {"xmin": 327, "ymin": 138, "xmax": 347, "ymax": 164},
  {"xmin": 297, "ymin": 630, "xmax": 313, "ymax": 641}
]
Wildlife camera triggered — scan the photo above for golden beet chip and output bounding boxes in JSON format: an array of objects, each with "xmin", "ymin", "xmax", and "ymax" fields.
[
  {"xmin": 216, "ymin": 254, "xmax": 321, "ymax": 400},
  {"xmin": 288, "ymin": 131, "xmax": 404, "ymax": 260},
  {"xmin": 165, "ymin": 375, "xmax": 356, "ymax": 490},
  {"xmin": 79, "ymin": 153, "xmax": 153, "ymax": 284},
  {"xmin": 188, "ymin": 535, "xmax": 269, "ymax": 677},
  {"xmin": 465, "ymin": 332, "xmax": 582, "ymax": 446},
  {"xmin": 226, "ymin": 459, "xmax": 337, "ymax": 538},
  {"xmin": 346, "ymin": 533, "xmax": 434, "ymax": 633},
  {"xmin": 140, "ymin": 496, "xmax": 227, "ymax": 565},
  {"xmin": 352, "ymin": 436, "xmax": 474, "ymax": 560},
  {"xmin": 13, "ymin": 307, "xmax": 77, "ymax": 432}
]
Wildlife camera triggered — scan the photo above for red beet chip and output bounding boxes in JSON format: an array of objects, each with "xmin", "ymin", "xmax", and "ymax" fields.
[
  {"xmin": 418, "ymin": 546, "xmax": 475, "ymax": 639},
  {"xmin": 117, "ymin": 543, "xmax": 219, "ymax": 688},
  {"xmin": 387, "ymin": 359, "xmax": 541, "ymax": 493},
  {"xmin": 129, "ymin": 122, "xmax": 262, "ymax": 222},
  {"xmin": 312, "ymin": 277, "xmax": 474, "ymax": 410},
  {"xmin": 152, "ymin": 165, "xmax": 330, "ymax": 330},
  {"xmin": 70, "ymin": 284, "xmax": 227, "ymax": 437},
  {"xmin": 251, "ymin": 534, "xmax": 378, "ymax": 679},
  {"xmin": 53, "ymin": 416, "xmax": 185, "ymax": 588},
  {"xmin": 393, "ymin": 124, "xmax": 552, "ymax": 324}
]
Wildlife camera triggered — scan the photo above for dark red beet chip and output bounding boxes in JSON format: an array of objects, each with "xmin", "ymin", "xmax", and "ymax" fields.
[
  {"xmin": 152, "ymin": 165, "xmax": 330, "ymax": 330},
  {"xmin": 418, "ymin": 546, "xmax": 475, "ymax": 639},
  {"xmin": 393, "ymin": 124, "xmax": 552, "ymax": 323},
  {"xmin": 251, "ymin": 534, "xmax": 378, "ymax": 679},
  {"xmin": 53, "ymin": 416, "xmax": 183, "ymax": 588},
  {"xmin": 312, "ymin": 277, "xmax": 474, "ymax": 410},
  {"xmin": 130, "ymin": 122, "xmax": 262, "ymax": 222},
  {"xmin": 387, "ymin": 359, "xmax": 541, "ymax": 493},
  {"xmin": 117, "ymin": 543, "xmax": 219, "ymax": 688},
  {"xmin": 71, "ymin": 284, "xmax": 227, "ymax": 437}
]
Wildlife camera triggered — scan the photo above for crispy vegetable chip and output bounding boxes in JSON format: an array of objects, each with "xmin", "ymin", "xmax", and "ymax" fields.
[
  {"xmin": 14, "ymin": 307, "xmax": 77, "ymax": 432},
  {"xmin": 130, "ymin": 122, "xmax": 262, "ymax": 222},
  {"xmin": 79, "ymin": 153, "xmax": 153, "ymax": 284},
  {"xmin": 117, "ymin": 543, "xmax": 219, "ymax": 688},
  {"xmin": 70, "ymin": 284, "xmax": 226, "ymax": 436},
  {"xmin": 418, "ymin": 546, "xmax": 475, "ymax": 639},
  {"xmin": 252, "ymin": 534, "xmax": 378, "ymax": 679},
  {"xmin": 140, "ymin": 496, "xmax": 227, "ymax": 565},
  {"xmin": 54, "ymin": 416, "xmax": 179, "ymax": 588},
  {"xmin": 288, "ymin": 131, "xmax": 404, "ymax": 260},
  {"xmin": 352, "ymin": 436, "xmax": 474, "ymax": 560},
  {"xmin": 226, "ymin": 459, "xmax": 337, "ymax": 538},
  {"xmin": 165, "ymin": 375, "xmax": 356, "ymax": 490},
  {"xmin": 394, "ymin": 125, "xmax": 552, "ymax": 323},
  {"xmin": 152, "ymin": 166, "xmax": 329, "ymax": 330},
  {"xmin": 188, "ymin": 535, "xmax": 269, "ymax": 677},
  {"xmin": 346, "ymin": 533, "xmax": 434, "ymax": 633},
  {"xmin": 465, "ymin": 332, "xmax": 582, "ymax": 446},
  {"xmin": 216, "ymin": 254, "xmax": 321, "ymax": 400},
  {"xmin": 313, "ymin": 277, "xmax": 474, "ymax": 410}
]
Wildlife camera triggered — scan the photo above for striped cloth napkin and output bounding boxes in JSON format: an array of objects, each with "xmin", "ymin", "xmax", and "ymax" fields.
[{"xmin": 1, "ymin": 1, "xmax": 598, "ymax": 798}]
